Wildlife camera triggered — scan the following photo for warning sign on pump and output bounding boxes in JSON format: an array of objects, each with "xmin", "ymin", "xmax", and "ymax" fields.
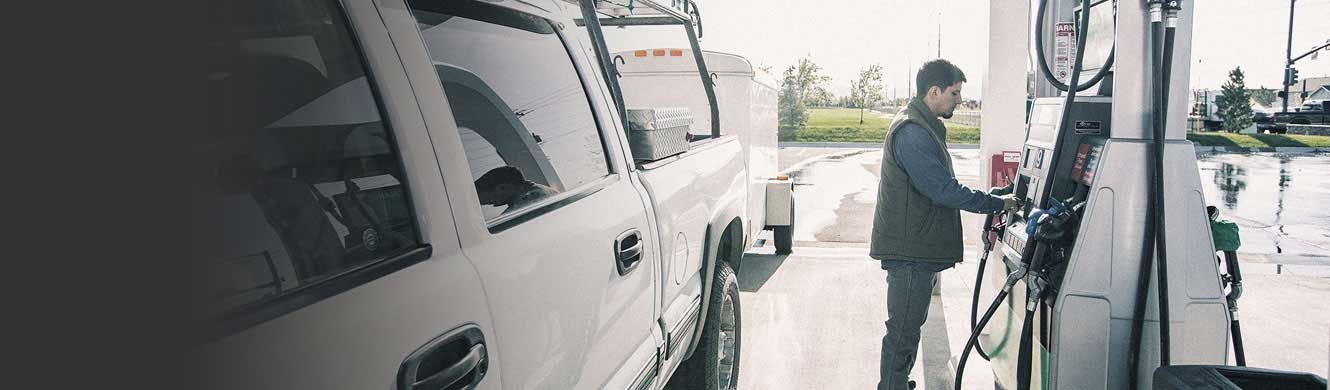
[{"xmin": 1054, "ymin": 22, "xmax": 1077, "ymax": 84}]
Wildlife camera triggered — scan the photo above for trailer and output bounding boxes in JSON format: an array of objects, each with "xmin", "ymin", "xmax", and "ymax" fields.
[{"xmin": 614, "ymin": 48, "xmax": 796, "ymax": 253}]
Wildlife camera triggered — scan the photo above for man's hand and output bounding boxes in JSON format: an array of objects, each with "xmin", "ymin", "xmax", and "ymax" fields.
[{"xmin": 998, "ymin": 194, "xmax": 1023, "ymax": 212}]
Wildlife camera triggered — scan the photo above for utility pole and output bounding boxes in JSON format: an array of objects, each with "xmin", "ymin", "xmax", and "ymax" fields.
[{"xmin": 1281, "ymin": 0, "xmax": 1295, "ymax": 113}]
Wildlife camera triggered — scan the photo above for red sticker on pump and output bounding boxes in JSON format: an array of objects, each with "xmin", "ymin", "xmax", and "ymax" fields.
[{"xmin": 1071, "ymin": 144, "xmax": 1090, "ymax": 178}]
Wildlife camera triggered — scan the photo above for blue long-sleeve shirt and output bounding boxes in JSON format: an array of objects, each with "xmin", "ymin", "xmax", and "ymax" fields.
[
  {"xmin": 881, "ymin": 123, "xmax": 1004, "ymax": 271},
  {"xmin": 892, "ymin": 123, "xmax": 1004, "ymax": 214}
]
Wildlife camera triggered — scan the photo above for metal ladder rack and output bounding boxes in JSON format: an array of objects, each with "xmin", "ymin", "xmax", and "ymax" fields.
[{"xmin": 566, "ymin": 0, "xmax": 720, "ymax": 139}]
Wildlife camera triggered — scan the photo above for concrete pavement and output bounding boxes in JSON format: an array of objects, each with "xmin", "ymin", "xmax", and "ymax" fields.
[
  {"xmin": 737, "ymin": 236, "xmax": 1328, "ymax": 389},
  {"xmin": 734, "ymin": 237, "xmax": 996, "ymax": 390},
  {"xmin": 729, "ymin": 146, "xmax": 1330, "ymax": 389}
]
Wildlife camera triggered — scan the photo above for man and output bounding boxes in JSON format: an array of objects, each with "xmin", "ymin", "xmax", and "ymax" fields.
[
  {"xmin": 870, "ymin": 59, "xmax": 1020, "ymax": 390},
  {"xmin": 474, "ymin": 166, "xmax": 560, "ymax": 211}
]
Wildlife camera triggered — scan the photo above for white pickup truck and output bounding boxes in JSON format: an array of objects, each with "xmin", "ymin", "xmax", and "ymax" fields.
[{"xmin": 194, "ymin": 1, "xmax": 791, "ymax": 390}]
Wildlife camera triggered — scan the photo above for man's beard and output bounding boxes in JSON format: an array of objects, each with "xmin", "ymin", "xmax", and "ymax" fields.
[{"xmin": 940, "ymin": 110, "xmax": 954, "ymax": 119}]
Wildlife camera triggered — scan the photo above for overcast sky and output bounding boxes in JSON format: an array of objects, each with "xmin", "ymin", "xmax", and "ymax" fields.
[{"xmin": 604, "ymin": 0, "xmax": 1330, "ymax": 99}]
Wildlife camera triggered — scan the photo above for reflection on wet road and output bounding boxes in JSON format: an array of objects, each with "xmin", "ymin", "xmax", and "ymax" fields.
[
  {"xmin": 1198, "ymin": 153, "xmax": 1330, "ymax": 264},
  {"xmin": 778, "ymin": 147, "xmax": 1330, "ymax": 266}
]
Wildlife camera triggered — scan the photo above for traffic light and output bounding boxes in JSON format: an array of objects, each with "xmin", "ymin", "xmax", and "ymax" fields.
[{"xmin": 1284, "ymin": 67, "xmax": 1299, "ymax": 86}]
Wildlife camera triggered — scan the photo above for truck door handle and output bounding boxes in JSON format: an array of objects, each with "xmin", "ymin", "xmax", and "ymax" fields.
[
  {"xmin": 398, "ymin": 325, "xmax": 487, "ymax": 390},
  {"xmin": 615, "ymin": 229, "xmax": 644, "ymax": 276}
]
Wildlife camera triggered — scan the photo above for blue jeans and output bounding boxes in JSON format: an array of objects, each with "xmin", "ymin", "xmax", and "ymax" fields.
[{"xmin": 879, "ymin": 260, "xmax": 951, "ymax": 390}]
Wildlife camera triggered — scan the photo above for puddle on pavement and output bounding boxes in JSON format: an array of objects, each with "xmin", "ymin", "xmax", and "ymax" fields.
[{"xmin": 1198, "ymin": 153, "xmax": 1330, "ymax": 262}]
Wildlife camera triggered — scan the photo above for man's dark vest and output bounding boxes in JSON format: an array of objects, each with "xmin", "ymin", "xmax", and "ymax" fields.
[{"xmin": 868, "ymin": 98, "xmax": 964, "ymax": 263}]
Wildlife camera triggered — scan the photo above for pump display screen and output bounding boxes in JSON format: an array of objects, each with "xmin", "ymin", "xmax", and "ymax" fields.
[
  {"xmin": 1028, "ymin": 101, "xmax": 1062, "ymax": 148},
  {"xmin": 1074, "ymin": 0, "xmax": 1114, "ymax": 78}
]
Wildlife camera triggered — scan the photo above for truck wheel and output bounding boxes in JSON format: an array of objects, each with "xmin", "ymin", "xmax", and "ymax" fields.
[
  {"xmin": 773, "ymin": 197, "xmax": 794, "ymax": 255},
  {"xmin": 669, "ymin": 262, "xmax": 741, "ymax": 390}
]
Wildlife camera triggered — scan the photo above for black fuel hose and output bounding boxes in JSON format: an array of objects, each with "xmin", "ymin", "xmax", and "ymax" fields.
[
  {"xmin": 1130, "ymin": 7, "xmax": 1165, "ymax": 389},
  {"xmin": 1015, "ymin": 307, "xmax": 1039, "ymax": 388},
  {"xmin": 955, "ymin": 278, "xmax": 1016, "ymax": 390},
  {"xmin": 958, "ymin": 0, "xmax": 1105, "ymax": 385},
  {"xmin": 1016, "ymin": 239, "xmax": 1053, "ymax": 390},
  {"xmin": 1222, "ymin": 250, "xmax": 1245, "ymax": 366},
  {"xmin": 1153, "ymin": 16, "xmax": 1177, "ymax": 368},
  {"xmin": 970, "ymin": 212, "xmax": 999, "ymax": 361},
  {"xmin": 956, "ymin": 210, "xmax": 1013, "ymax": 389},
  {"xmin": 1128, "ymin": 6, "xmax": 1181, "ymax": 387},
  {"xmin": 969, "ymin": 250, "xmax": 991, "ymax": 361},
  {"xmin": 1034, "ymin": 0, "xmax": 1116, "ymax": 92},
  {"xmin": 1230, "ymin": 314, "xmax": 1246, "ymax": 366},
  {"xmin": 1013, "ymin": 1, "xmax": 1096, "ymax": 388}
]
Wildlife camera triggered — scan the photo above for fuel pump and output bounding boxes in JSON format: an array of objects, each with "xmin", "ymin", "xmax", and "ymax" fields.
[
  {"xmin": 958, "ymin": 1, "xmax": 1329, "ymax": 388},
  {"xmin": 955, "ymin": 0, "xmax": 1236, "ymax": 389}
]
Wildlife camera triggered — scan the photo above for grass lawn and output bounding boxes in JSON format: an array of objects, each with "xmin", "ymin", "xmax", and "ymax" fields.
[
  {"xmin": 784, "ymin": 107, "xmax": 979, "ymax": 144},
  {"xmin": 786, "ymin": 107, "xmax": 1330, "ymax": 148},
  {"xmin": 1186, "ymin": 132, "xmax": 1330, "ymax": 148}
]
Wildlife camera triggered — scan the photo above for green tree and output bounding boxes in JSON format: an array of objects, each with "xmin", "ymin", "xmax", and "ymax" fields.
[
  {"xmin": 807, "ymin": 87, "xmax": 835, "ymax": 107},
  {"xmin": 1216, "ymin": 67, "xmax": 1253, "ymax": 133},
  {"xmin": 788, "ymin": 57, "xmax": 832, "ymax": 102},
  {"xmin": 850, "ymin": 64, "xmax": 885, "ymax": 124},
  {"xmin": 778, "ymin": 79, "xmax": 807, "ymax": 134},
  {"xmin": 777, "ymin": 57, "xmax": 832, "ymax": 134}
]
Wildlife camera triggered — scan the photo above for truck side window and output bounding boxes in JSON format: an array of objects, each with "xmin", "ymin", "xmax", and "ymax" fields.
[
  {"xmin": 200, "ymin": 0, "xmax": 423, "ymax": 324},
  {"xmin": 407, "ymin": 0, "xmax": 611, "ymax": 221}
]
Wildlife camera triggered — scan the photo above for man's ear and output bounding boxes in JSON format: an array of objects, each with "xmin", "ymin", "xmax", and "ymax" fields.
[{"xmin": 927, "ymin": 85, "xmax": 942, "ymax": 99}]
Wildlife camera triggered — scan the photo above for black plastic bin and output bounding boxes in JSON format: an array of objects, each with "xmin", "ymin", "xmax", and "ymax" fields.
[{"xmin": 1154, "ymin": 365, "xmax": 1327, "ymax": 390}]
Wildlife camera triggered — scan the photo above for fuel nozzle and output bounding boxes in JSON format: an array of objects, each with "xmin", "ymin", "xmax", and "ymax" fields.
[{"xmin": 1024, "ymin": 198, "xmax": 1085, "ymax": 244}]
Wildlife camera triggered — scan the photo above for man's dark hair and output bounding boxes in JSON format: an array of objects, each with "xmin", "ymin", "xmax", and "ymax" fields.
[
  {"xmin": 915, "ymin": 59, "xmax": 967, "ymax": 97},
  {"xmin": 475, "ymin": 166, "xmax": 527, "ymax": 191}
]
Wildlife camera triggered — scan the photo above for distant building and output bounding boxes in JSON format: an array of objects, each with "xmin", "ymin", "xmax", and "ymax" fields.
[
  {"xmin": 1280, "ymin": 76, "xmax": 1330, "ymax": 108},
  {"xmin": 1308, "ymin": 85, "xmax": 1330, "ymax": 102}
]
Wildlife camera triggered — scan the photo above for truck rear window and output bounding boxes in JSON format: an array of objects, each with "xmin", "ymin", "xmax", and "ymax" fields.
[{"xmin": 407, "ymin": 0, "xmax": 613, "ymax": 222}]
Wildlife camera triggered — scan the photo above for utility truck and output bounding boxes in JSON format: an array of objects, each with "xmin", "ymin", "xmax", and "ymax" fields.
[{"xmin": 194, "ymin": 1, "xmax": 791, "ymax": 390}]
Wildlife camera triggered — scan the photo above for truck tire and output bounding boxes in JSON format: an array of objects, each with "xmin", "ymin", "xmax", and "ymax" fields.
[
  {"xmin": 773, "ymin": 197, "xmax": 794, "ymax": 255},
  {"xmin": 668, "ymin": 261, "xmax": 741, "ymax": 390}
]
